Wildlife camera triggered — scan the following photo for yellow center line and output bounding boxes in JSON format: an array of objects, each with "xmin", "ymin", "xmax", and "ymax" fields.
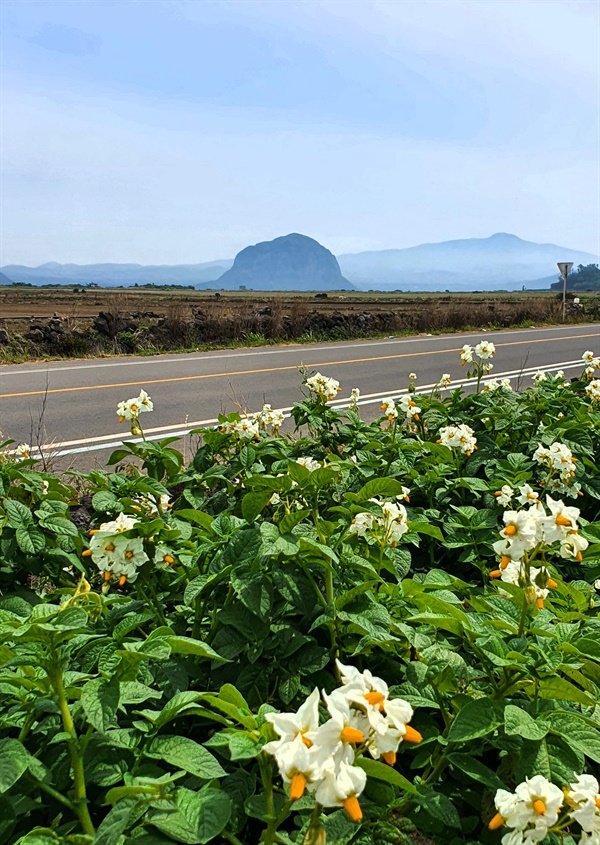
[{"xmin": 0, "ymin": 331, "xmax": 595, "ymax": 399}]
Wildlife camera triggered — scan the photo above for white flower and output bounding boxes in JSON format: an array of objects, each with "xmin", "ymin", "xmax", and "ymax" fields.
[
  {"xmin": 542, "ymin": 496, "xmax": 581, "ymax": 543},
  {"xmin": 313, "ymin": 760, "xmax": 367, "ymax": 821},
  {"xmin": 264, "ymin": 687, "xmax": 320, "ymax": 749},
  {"xmin": 409, "ymin": 372, "xmax": 417, "ymax": 381},
  {"xmin": 484, "ymin": 379, "xmax": 500, "ymax": 392},
  {"xmin": 398, "ymin": 394, "xmax": 421, "ymax": 420},
  {"xmin": 532, "ymin": 370, "xmax": 547, "ymax": 384},
  {"xmin": 475, "ymin": 340, "xmax": 496, "ymax": 359},
  {"xmin": 349, "ymin": 388, "xmax": 360, "ymax": 409},
  {"xmin": 306, "ymin": 372, "xmax": 341, "ymax": 401},
  {"xmin": 500, "ymin": 510, "xmax": 539, "ymax": 559},
  {"xmin": 559, "ymin": 530, "xmax": 589, "ymax": 562},
  {"xmin": 349, "ymin": 499, "xmax": 408, "ymax": 546},
  {"xmin": 438, "ymin": 373, "xmax": 452, "ymax": 387},
  {"xmin": 495, "ymin": 485, "xmax": 514, "ymax": 507},
  {"xmin": 296, "ymin": 456, "xmax": 321, "ymax": 472},
  {"xmin": 583, "ymin": 350, "xmax": 597, "ymax": 363},
  {"xmin": 380, "ymin": 398, "xmax": 398, "ymax": 420},
  {"xmin": 87, "ymin": 534, "xmax": 149, "ymax": 584},
  {"xmin": 460, "ymin": 344, "xmax": 474, "ymax": 364},
  {"xmin": 490, "ymin": 775, "xmax": 564, "ymax": 841},
  {"xmin": 117, "ymin": 391, "xmax": 153, "ymax": 422},
  {"xmin": 438, "ymin": 424, "xmax": 477, "ymax": 455},
  {"xmin": 14, "ymin": 443, "xmax": 31, "ymax": 461},
  {"xmin": 567, "ymin": 774, "xmax": 600, "ymax": 834},
  {"xmin": 99, "ymin": 513, "xmax": 138, "ymax": 534},
  {"xmin": 154, "ymin": 545, "xmax": 176, "ymax": 568},
  {"xmin": 515, "ymin": 485, "xmax": 539, "ymax": 506},
  {"xmin": 501, "ymin": 378, "xmax": 513, "ymax": 391},
  {"xmin": 348, "ymin": 511, "xmax": 377, "ymax": 537}
]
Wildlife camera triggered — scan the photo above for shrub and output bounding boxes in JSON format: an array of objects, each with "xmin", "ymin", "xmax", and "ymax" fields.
[{"xmin": 1, "ymin": 347, "xmax": 600, "ymax": 845}]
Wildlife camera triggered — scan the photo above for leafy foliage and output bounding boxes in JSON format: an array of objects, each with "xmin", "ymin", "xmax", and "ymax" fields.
[{"xmin": 1, "ymin": 358, "xmax": 600, "ymax": 845}]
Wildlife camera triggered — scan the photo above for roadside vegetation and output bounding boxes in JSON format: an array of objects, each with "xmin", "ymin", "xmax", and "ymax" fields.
[
  {"xmin": 2, "ymin": 343, "xmax": 600, "ymax": 845},
  {"xmin": 1, "ymin": 288, "xmax": 598, "ymax": 364}
]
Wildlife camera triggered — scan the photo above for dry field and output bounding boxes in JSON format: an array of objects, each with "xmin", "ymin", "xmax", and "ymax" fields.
[{"xmin": 0, "ymin": 286, "xmax": 598, "ymax": 362}]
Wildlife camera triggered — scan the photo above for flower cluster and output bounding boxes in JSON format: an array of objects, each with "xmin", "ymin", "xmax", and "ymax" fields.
[
  {"xmin": 116, "ymin": 390, "xmax": 153, "ymax": 434},
  {"xmin": 255, "ymin": 404, "xmax": 286, "ymax": 431},
  {"xmin": 586, "ymin": 379, "xmax": 600, "ymax": 403},
  {"xmin": 306, "ymin": 372, "xmax": 342, "ymax": 402},
  {"xmin": 437, "ymin": 423, "xmax": 477, "ymax": 455},
  {"xmin": 263, "ymin": 661, "xmax": 421, "ymax": 822},
  {"xmin": 583, "ymin": 350, "xmax": 600, "ymax": 379},
  {"xmin": 349, "ymin": 388, "xmax": 360, "ymax": 410},
  {"xmin": 533, "ymin": 441, "xmax": 581, "ymax": 497},
  {"xmin": 490, "ymin": 773, "xmax": 600, "ymax": 845},
  {"xmin": 348, "ymin": 497, "xmax": 410, "ymax": 547},
  {"xmin": 219, "ymin": 415, "xmax": 261, "ymax": 439},
  {"xmin": 461, "ymin": 340, "xmax": 496, "ymax": 369},
  {"xmin": 380, "ymin": 395, "xmax": 421, "ymax": 423},
  {"xmin": 82, "ymin": 513, "xmax": 149, "ymax": 585},
  {"xmin": 491, "ymin": 494, "xmax": 589, "ymax": 607},
  {"xmin": 296, "ymin": 456, "xmax": 322, "ymax": 472},
  {"xmin": 483, "ymin": 378, "xmax": 512, "ymax": 392}
]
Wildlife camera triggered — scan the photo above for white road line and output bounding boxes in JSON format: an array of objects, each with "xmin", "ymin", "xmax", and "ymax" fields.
[
  {"xmin": 1, "ymin": 323, "xmax": 598, "ymax": 377},
  {"xmin": 24, "ymin": 357, "xmax": 587, "ymax": 459}
]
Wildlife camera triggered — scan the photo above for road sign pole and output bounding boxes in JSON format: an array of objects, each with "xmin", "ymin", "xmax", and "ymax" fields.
[{"xmin": 557, "ymin": 262, "xmax": 574, "ymax": 323}]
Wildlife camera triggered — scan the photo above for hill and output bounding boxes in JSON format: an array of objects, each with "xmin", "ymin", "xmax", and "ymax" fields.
[
  {"xmin": 337, "ymin": 233, "xmax": 599, "ymax": 291},
  {"xmin": 0, "ymin": 260, "xmax": 233, "ymax": 287},
  {"xmin": 0, "ymin": 271, "xmax": 14, "ymax": 285},
  {"xmin": 211, "ymin": 233, "xmax": 353, "ymax": 291}
]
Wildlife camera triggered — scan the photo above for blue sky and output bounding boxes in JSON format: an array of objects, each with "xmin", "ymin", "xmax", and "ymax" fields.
[{"xmin": 1, "ymin": 0, "xmax": 598, "ymax": 265}]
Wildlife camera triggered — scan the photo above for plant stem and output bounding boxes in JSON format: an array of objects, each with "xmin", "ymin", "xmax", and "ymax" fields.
[
  {"xmin": 48, "ymin": 659, "xmax": 95, "ymax": 836},
  {"xmin": 517, "ymin": 593, "xmax": 529, "ymax": 637},
  {"xmin": 259, "ymin": 754, "xmax": 277, "ymax": 845}
]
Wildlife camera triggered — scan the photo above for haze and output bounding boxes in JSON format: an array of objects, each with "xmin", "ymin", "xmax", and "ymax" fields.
[{"xmin": 1, "ymin": 0, "xmax": 599, "ymax": 267}]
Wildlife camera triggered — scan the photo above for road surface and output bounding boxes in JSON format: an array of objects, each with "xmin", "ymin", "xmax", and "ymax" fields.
[{"xmin": 1, "ymin": 324, "xmax": 599, "ymax": 463}]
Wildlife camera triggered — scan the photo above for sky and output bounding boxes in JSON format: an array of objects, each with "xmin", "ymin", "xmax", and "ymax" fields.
[{"xmin": 1, "ymin": 0, "xmax": 599, "ymax": 266}]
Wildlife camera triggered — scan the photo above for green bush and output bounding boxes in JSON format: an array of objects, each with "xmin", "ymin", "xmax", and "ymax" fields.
[{"xmin": 1, "ymin": 346, "xmax": 600, "ymax": 845}]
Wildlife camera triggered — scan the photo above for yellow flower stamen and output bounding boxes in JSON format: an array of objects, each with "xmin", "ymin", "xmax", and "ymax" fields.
[
  {"xmin": 119, "ymin": 575, "xmax": 127, "ymax": 586},
  {"xmin": 576, "ymin": 551, "xmax": 583, "ymax": 562},
  {"xmin": 364, "ymin": 691, "xmax": 385, "ymax": 708},
  {"xmin": 536, "ymin": 598, "xmax": 544, "ymax": 609},
  {"xmin": 500, "ymin": 555, "xmax": 511, "ymax": 570},
  {"xmin": 556, "ymin": 515, "xmax": 572, "ymax": 527},
  {"xmin": 548, "ymin": 578, "xmax": 558, "ymax": 589},
  {"xmin": 488, "ymin": 813, "xmax": 504, "ymax": 831},
  {"xmin": 290, "ymin": 773, "xmax": 306, "ymax": 801},
  {"xmin": 504, "ymin": 525, "xmax": 517, "ymax": 536},
  {"xmin": 301, "ymin": 734, "xmax": 312, "ymax": 748},
  {"xmin": 533, "ymin": 799, "xmax": 546, "ymax": 816},
  {"xmin": 489, "ymin": 570, "xmax": 501, "ymax": 578},
  {"xmin": 164, "ymin": 554, "xmax": 174, "ymax": 564},
  {"xmin": 125, "ymin": 550, "xmax": 134, "ymax": 560},
  {"xmin": 82, "ymin": 549, "xmax": 93, "ymax": 557},
  {"xmin": 340, "ymin": 727, "xmax": 365, "ymax": 745},
  {"xmin": 383, "ymin": 751, "xmax": 396, "ymax": 766},
  {"xmin": 402, "ymin": 725, "xmax": 422, "ymax": 744},
  {"xmin": 343, "ymin": 796, "xmax": 362, "ymax": 823},
  {"xmin": 103, "ymin": 571, "xmax": 111, "ymax": 581}
]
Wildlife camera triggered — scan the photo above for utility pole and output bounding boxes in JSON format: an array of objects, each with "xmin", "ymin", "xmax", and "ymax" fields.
[{"xmin": 557, "ymin": 262, "xmax": 573, "ymax": 322}]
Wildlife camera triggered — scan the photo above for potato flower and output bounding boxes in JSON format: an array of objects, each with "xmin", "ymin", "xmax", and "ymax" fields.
[
  {"xmin": 437, "ymin": 423, "xmax": 477, "ymax": 456},
  {"xmin": 475, "ymin": 340, "xmax": 496, "ymax": 359},
  {"xmin": 495, "ymin": 485, "xmax": 513, "ymax": 507},
  {"xmin": 567, "ymin": 774, "xmax": 600, "ymax": 841},
  {"xmin": 380, "ymin": 398, "xmax": 398, "ymax": 421},
  {"xmin": 306, "ymin": 372, "xmax": 342, "ymax": 401},
  {"xmin": 489, "ymin": 775, "xmax": 564, "ymax": 843},
  {"xmin": 348, "ymin": 498, "xmax": 409, "ymax": 547},
  {"xmin": 296, "ymin": 456, "xmax": 322, "ymax": 472},
  {"xmin": 398, "ymin": 394, "xmax": 421, "ymax": 421},
  {"xmin": 460, "ymin": 344, "xmax": 474, "ymax": 365},
  {"xmin": 349, "ymin": 388, "xmax": 360, "ymax": 410},
  {"xmin": 14, "ymin": 443, "xmax": 31, "ymax": 461}
]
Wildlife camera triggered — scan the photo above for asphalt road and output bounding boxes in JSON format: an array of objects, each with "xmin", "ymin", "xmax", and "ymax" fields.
[{"xmin": 1, "ymin": 323, "xmax": 599, "ymax": 464}]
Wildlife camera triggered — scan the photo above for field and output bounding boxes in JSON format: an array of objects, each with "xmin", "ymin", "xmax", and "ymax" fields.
[
  {"xmin": 2, "ymin": 343, "xmax": 600, "ymax": 845},
  {"xmin": 1, "ymin": 286, "xmax": 598, "ymax": 363}
]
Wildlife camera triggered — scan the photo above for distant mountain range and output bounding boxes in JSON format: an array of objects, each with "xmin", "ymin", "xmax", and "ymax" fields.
[{"xmin": 2, "ymin": 233, "xmax": 598, "ymax": 292}]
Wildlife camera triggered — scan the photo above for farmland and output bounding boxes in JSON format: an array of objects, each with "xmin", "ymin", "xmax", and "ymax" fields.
[
  {"xmin": 1, "ymin": 342, "xmax": 600, "ymax": 845},
  {"xmin": 1, "ymin": 286, "xmax": 599, "ymax": 363}
]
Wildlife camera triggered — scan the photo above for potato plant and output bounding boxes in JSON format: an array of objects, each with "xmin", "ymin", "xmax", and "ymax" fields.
[{"xmin": 1, "ymin": 347, "xmax": 600, "ymax": 845}]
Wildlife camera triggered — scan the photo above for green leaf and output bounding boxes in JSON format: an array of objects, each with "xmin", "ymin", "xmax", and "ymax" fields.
[
  {"xmin": 146, "ymin": 736, "xmax": 226, "ymax": 778},
  {"xmin": 447, "ymin": 698, "xmax": 504, "ymax": 743},
  {"xmin": 536, "ymin": 676, "xmax": 595, "ymax": 707},
  {"xmin": 504, "ymin": 705, "xmax": 549, "ymax": 741},
  {"xmin": 0, "ymin": 738, "xmax": 30, "ymax": 792},
  {"xmin": 446, "ymin": 753, "xmax": 506, "ymax": 791},
  {"xmin": 353, "ymin": 478, "xmax": 408, "ymax": 501},
  {"xmin": 16, "ymin": 528, "xmax": 45, "ymax": 555},
  {"xmin": 241, "ymin": 490, "xmax": 273, "ymax": 523},
  {"xmin": 355, "ymin": 757, "xmax": 418, "ymax": 795},
  {"xmin": 3, "ymin": 500, "xmax": 33, "ymax": 529},
  {"xmin": 80, "ymin": 676, "xmax": 120, "ymax": 733},
  {"xmin": 150, "ymin": 787, "xmax": 232, "ymax": 844},
  {"xmin": 92, "ymin": 491, "xmax": 120, "ymax": 512},
  {"xmin": 408, "ymin": 521, "xmax": 444, "ymax": 541},
  {"xmin": 166, "ymin": 636, "xmax": 228, "ymax": 662},
  {"xmin": 544, "ymin": 712, "xmax": 600, "ymax": 764},
  {"xmin": 95, "ymin": 798, "xmax": 137, "ymax": 845}
]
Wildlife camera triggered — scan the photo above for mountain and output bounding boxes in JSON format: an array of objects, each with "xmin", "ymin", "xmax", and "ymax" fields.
[
  {"xmin": 3, "ymin": 233, "xmax": 598, "ymax": 292},
  {"xmin": 210, "ymin": 233, "xmax": 353, "ymax": 291},
  {"xmin": 0, "ymin": 260, "xmax": 233, "ymax": 287},
  {"xmin": 337, "ymin": 233, "xmax": 600, "ymax": 291},
  {"xmin": 0, "ymin": 271, "xmax": 13, "ymax": 284}
]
